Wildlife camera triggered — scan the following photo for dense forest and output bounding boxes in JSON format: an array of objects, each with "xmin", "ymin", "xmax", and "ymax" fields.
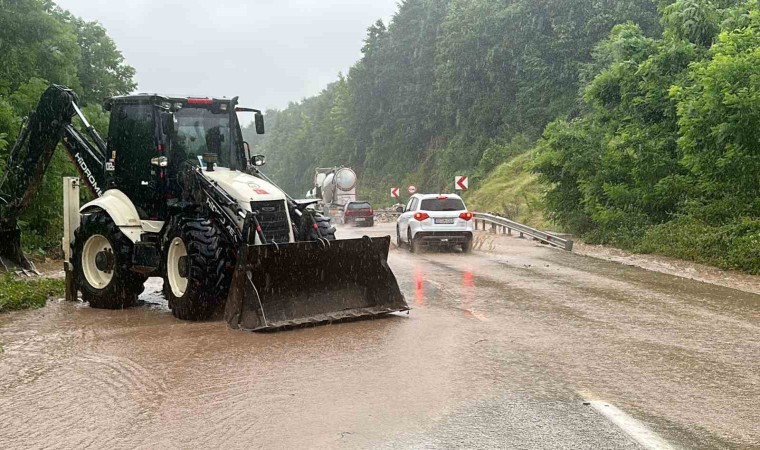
[
  {"xmin": 245, "ymin": 0, "xmax": 759, "ymax": 273},
  {"xmin": 0, "ymin": 0, "xmax": 135, "ymax": 254},
  {"xmin": 0, "ymin": 0, "xmax": 756, "ymax": 273},
  {"xmin": 244, "ymin": 0, "xmax": 662, "ymax": 196}
]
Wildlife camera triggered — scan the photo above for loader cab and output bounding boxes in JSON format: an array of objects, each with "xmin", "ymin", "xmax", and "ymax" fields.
[{"xmin": 104, "ymin": 94, "xmax": 247, "ymax": 219}]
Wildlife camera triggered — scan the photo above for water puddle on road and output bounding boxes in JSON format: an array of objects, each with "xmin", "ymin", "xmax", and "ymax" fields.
[{"xmin": 0, "ymin": 277, "xmax": 483, "ymax": 448}]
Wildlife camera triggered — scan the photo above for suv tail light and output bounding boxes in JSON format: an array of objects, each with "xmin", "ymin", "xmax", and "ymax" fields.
[
  {"xmin": 413, "ymin": 212, "xmax": 430, "ymax": 221},
  {"xmin": 459, "ymin": 212, "xmax": 473, "ymax": 221}
]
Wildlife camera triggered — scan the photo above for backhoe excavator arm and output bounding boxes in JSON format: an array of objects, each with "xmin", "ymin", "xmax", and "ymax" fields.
[{"xmin": 0, "ymin": 85, "xmax": 109, "ymax": 270}]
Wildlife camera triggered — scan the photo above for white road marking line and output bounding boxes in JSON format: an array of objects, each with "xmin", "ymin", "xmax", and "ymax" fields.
[{"xmin": 587, "ymin": 400, "xmax": 676, "ymax": 450}]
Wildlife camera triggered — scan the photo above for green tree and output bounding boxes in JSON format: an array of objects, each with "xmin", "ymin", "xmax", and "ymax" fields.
[
  {"xmin": 533, "ymin": 0, "xmax": 759, "ymax": 271},
  {"xmin": 54, "ymin": 11, "xmax": 137, "ymax": 104},
  {"xmin": 0, "ymin": 0, "xmax": 80, "ymax": 95},
  {"xmin": 672, "ymin": 6, "xmax": 760, "ymax": 218},
  {"xmin": 0, "ymin": 0, "xmax": 135, "ymax": 254}
]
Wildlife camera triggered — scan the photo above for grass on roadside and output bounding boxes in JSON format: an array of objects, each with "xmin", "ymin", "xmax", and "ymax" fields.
[
  {"xmin": 0, "ymin": 275, "xmax": 65, "ymax": 313},
  {"xmin": 635, "ymin": 216, "xmax": 760, "ymax": 275},
  {"xmin": 466, "ymin": 150, "xmax": 551, "ymax": 230}
]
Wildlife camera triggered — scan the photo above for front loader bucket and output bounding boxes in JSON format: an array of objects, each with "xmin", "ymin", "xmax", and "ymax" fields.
[
  {"xmin": 224, "ymin": 235, "xmax": 408, "ymax": 331},
  {"xmin": 0, "ymin": 224, "xmax": 36, "ymax": 273}
]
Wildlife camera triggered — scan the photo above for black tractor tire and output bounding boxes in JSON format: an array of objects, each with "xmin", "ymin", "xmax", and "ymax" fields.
[
  {"xmin": 306, "ymin": 213, "xmax": 337, "ymax": 241},
  {"xmin": 163, "ymin": 219, "xmax": 231, "ymax": 321},
  {"xmin": 72, "ymin": 211, "xmax": 144, "ymax": 309}
]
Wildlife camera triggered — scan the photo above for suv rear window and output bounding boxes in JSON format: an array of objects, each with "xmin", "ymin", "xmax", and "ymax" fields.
[
  {"xmin": 347, "ymin": 202, "xmax": 371, "ymax": 210},
  {"xmin": 420, "ymin": 198, "xmax": 465, "ymax": 211}
]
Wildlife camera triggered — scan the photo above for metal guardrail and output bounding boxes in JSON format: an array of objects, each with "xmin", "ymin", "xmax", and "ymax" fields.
[
  {"xmin": 373, "ymin": 209, "xmax": 573, "ymax": 251},
  {"xmin": 374, "ymin": 210, "xmax": 402, "ymax": 222},
  {"xmin": 473, "ymin": 212, "xmax": 573, "ymax": 251}
]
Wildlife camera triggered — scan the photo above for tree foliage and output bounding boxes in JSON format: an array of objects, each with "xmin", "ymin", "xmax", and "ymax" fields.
[
  {"xmin": 245, "ymin": 0, "xmax": 757, "ymax": 272},
  {"xmin": 245, "ymin": 0, "xmax": 661, "ymax": 205},
  {"xmin": 0, "ymin": 0, "xmax": 136, "ymax": 253},
  {"xmin": 534, "ymin": 0, "xmax": 759, "ymax": 272}
]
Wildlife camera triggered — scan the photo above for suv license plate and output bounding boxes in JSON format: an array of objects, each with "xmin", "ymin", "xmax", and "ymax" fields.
[
  {"xmin": 435, "ymin": 218, "xmax": 455, "ymax": 224},
  {"xmin": 354, "ymin": 217, "xmax": 365, "ymax": 221}
]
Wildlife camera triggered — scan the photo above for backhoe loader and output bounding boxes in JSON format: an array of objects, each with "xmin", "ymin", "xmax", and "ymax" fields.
[{"xmin": 0, "ymin": 85, "xmax": 408, "ymax": 330}]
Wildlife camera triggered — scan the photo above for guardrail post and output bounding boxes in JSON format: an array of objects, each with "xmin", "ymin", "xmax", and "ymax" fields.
[
  {"xmin": 490, "ymin": 223, "xmax": 496, "ymax": 233},
  {"xmin": 519, "ymin": 231, "xmax": 524, "ymax": 238}
]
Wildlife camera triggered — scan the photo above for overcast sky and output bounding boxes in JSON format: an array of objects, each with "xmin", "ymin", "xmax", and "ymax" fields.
[{"xmin": 55, "ymin": 0, "xmax": 398, "ymax": 112}]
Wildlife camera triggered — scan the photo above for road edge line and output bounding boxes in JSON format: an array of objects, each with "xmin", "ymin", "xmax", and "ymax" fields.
[{"xmin": 587, "ymin": 400, "xmax": 677, "ymax": 450}]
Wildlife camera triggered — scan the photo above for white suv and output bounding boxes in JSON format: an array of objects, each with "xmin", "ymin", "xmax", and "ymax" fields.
[{"xmin": 396, "ymin": 193, "xmax": 474, "ymax": 253}]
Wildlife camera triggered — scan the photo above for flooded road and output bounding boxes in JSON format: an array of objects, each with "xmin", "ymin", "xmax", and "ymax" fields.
[{"xmin": 1, "ymin": 223, "xmax": 758, "ymax": 448}]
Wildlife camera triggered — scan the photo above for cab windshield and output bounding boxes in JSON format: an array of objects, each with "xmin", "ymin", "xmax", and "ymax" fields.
[{"xmin": 173, "ymin": 106, "xmax": 242, "ymax": 170}]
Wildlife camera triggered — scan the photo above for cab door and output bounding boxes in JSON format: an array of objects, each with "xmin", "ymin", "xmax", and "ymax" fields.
[{"xmin": 108, "ymin": 101, "xmax": 161, "ymax": 218}]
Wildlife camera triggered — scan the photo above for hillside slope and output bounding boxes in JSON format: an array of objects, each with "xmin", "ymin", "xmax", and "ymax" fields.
[{"xmin": 465, "ymin": 152, "xmax": 548, "ymax": 230}]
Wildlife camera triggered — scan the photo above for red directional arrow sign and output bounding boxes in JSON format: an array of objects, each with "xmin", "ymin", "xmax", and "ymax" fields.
[
  {"xmin": 455, "ymin": 176, "xmax": 468, "ymax": 190},
  {"xmin": 391, "ymin": 187, "xmax": 400, "ymax": 198}
]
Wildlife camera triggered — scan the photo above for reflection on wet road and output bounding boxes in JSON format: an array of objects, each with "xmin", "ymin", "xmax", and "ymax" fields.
[{"xmin": 0, "ymin": 223, "xmax": 758, "ymax": 449}]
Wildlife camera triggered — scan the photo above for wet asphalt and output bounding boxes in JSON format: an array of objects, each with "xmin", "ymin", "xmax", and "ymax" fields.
[{"xmin": 0, "ymin": 222, "xmax": 758, "ymax": 449}]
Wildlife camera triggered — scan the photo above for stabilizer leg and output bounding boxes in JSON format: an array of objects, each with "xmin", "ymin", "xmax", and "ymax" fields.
[{"xmin": 0, "ymin": 225, "xmax": 37, "ymax": 274}]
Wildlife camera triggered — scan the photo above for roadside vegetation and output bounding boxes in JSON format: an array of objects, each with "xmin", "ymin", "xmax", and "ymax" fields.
[
  {"xmin": 246, "ymin": 0, "xmax": 759, "ymax": 274},
  {"xmin": 533, "ymin": 1, "xmax": 760, "ymax": 273},
  {"xmin": 0, "ymin": 275, "xmax": 64, "ymax": 313},
  {"xmin": 465, "ymin": 151, "xmax": 548, "ymax": 229},
  {"xmin": 0, "ymin": 0, "xmax": 135, "ymax": 256}
]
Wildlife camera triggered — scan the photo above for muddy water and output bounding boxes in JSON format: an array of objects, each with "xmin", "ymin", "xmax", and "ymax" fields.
[{"xmin": 0, "ymin": 223, "xmax": 758, "ymax": 448}]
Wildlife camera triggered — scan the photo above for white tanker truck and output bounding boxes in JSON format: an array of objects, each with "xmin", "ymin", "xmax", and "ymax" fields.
[{"xmin": 306, "ymin": 167, "xmax": 357, "ymax": 217}]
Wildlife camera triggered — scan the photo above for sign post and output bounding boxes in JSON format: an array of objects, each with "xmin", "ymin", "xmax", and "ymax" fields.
[{"xmin": 455, "ymin": 176, "xmax": 468, "ymax": 191}]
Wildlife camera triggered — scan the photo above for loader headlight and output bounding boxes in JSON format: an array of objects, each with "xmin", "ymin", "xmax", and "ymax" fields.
[{"xmin": 150, "ymin": 156, "xmax": 168, "ymax": 167}]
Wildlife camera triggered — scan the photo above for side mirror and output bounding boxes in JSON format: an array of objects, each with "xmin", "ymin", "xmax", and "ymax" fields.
[
  {"xmin": 150, "ymin": 156, "xmax": 168, "ymax": 167},
  {"xmin": 251, "ymin": 154, "xmax": 266, "ymax": 167},
  {"xmin": 255, "ymin": 112, "xmax": 265, "ymax": 135}
]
